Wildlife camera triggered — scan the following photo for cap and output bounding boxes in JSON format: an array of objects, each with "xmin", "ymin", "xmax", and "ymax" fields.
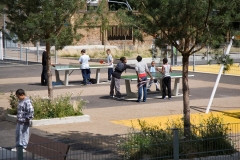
[{"xmin": 81, "ymin": 49, "xmax": 86, "ymax": 53}]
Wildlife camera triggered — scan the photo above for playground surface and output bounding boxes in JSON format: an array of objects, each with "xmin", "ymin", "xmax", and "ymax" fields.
[{"xmin": 0, "ymin": 58, "xmax": 240, "ymax": 149}]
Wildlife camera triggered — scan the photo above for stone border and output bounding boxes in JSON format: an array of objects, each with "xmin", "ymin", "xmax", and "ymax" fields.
[{"xmin": 5, "ymin": 114, "xmax": 90, "ymax": 127}]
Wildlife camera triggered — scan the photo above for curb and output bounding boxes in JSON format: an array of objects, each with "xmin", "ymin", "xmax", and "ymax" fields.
[{"xmin": 5, "ymin": 114, "xmax": 90, "ymax": 127}]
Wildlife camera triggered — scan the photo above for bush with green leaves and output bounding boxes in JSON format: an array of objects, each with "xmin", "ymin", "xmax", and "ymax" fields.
[
  {"xmin": 118, "ymin": 115, "xmax": 236, "ymax": 160},
  {"xmin": 8, "ymin": 92, "xmax": 86, "ymax": 119},
  {"xmin": 8, "ymin": 91, "xmax": 19, "ymax": 115}
]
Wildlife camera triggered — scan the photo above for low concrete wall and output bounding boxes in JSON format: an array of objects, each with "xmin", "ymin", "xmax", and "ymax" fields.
[{"xmin": 6, "ymin": 114, "xmax": 90, "ymax": 127}]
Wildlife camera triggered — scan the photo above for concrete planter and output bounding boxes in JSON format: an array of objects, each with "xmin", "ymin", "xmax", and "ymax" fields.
[{"xmin": 6, "ymin": 114, "xmax": 90, "ymax": 127}]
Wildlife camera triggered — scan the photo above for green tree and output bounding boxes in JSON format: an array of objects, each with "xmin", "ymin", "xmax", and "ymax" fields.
[
  {"xmin": 124, "ymin": 0, "xmax": 240, "ymax": 137},
  {"xmin": 0, "ymin": 0, "xmax": 85, "ymax": 100}
]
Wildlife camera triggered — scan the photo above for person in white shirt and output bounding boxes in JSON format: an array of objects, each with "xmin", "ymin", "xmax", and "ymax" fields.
[
  {"xmin": 79, "ymin": 49, "xmax": 91, "ymax": 85},
  {"xmin": 161, "ymin": 58, "xmax": 172, "ymax": 99},
  {"xmin": 135, "ymin": 56, "xmax": 153, "ymax": 103},
  {"xmin": 147, "ymin": 61, "xmax": 161, "ymax": 92},
  {"xmin": 103, "ymin": 49, "xmax": 114, "ymax": 82}
]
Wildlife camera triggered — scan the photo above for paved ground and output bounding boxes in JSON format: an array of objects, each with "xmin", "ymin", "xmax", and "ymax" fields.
[{"xmin": 0, "ymin": 58, "xmax": 240, "ymax": 150}]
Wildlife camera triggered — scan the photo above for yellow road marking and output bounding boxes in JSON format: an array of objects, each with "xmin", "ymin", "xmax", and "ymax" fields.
[
  {"xmin": 172, "ymin": 64, "xmax": 240, "ymax": 76},
  {"xmin": 111, "ymin": 109, "xmax": 240, "ymax": 132}
]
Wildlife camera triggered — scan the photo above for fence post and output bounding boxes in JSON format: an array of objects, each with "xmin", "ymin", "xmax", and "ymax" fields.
[
  {"xmin": 0, "ymin": 32, "xmax": 3, "ymax": 60},
  {"xmin": 173, "ymin": 128, "xmax": 179, "ymax": 160},
  {"xmin": 37, "ymin": 42, "xmax": 39, "ymax": 62},
  {"xmin": 17, "ymin": 146, "xmax": 23, "ymax": 160},
  {"xmin": 26, "ymin": 49, "xmax": 28, "ymax": 65}
]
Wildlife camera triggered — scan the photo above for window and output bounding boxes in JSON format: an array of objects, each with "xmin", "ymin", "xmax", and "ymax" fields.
[
  {"xmin": 108, "ymin": 0, "xmax": 132, "ymax": 11},
  {"xmin": 107, "ymin": 26, "xmax": 132, "ymax": 40},
  {"xmin": 87, "ymin": 0, "xmax": 99, "ymax": 10}
]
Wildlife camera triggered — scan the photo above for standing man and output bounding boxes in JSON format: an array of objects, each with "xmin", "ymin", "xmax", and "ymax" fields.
[
  {"xmin": 110, "ymin": 57, "xmax": 135, "ymax": 99},
  {"xmin": 15, "ymin": 89, "xmax": 34, "ymax": 157},
  {"xmin": 104, "ymin": 49, "xmax": 114, "ymax": 82},
  {"xmin": 41, "ymin": 50, "xmax": 48, "ymax": 85},
  {"xmin": 161, "ymin": 58, "xmax": 172, "ymax": 99},
  {"xmin": 107, "ymin": 49, "xmax": 113, "ymax": 82},
  {"xmin": 135, "ymin": 56, "xmax": 153, "ymax": 103},
  {"xmin": 79, "ymin": 49, "xmax": 91, "ymax": 85}
]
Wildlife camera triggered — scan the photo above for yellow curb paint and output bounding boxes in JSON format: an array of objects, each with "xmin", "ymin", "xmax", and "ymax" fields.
[
  {"xmin": 111, "ymin": 109, "xmax": 240, "ymax": 132},
  {"xmin": 172, "ymin": 64, "xmax": 240, "ymax": 76}
]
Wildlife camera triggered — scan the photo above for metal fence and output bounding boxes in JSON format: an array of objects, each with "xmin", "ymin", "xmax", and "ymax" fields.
[
  {"xmin": 1, "ymin": 123, "xmax": 240, "ymax": 160},
  {"xmin": 0, "ymin": 46, "xmax": 57, "ymax": 66}
]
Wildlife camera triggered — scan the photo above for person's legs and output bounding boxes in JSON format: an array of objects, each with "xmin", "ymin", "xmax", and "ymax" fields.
[
  {"xmin": 108, "ymin": 68, "xmax": 113, "ymax": 81},
  {"xmin": 154, "ymin": 79, "xmax": 160, "ymax": 90},
  {"xmin": 81, "ymin": 69, "xmax": 87, "ymax": 84},
  {"xmin": 115, "ymin": 78, "xmax": 121, "ymax": 97},
  {"xmin": 110, "ymin": 77, "xmax": 115, "ymax": 97},
  {"xmin": 87, "ymin": 69, "xmax": 91, "ymax": 83},
  {"xmin": 16, "ymin": 122, "xmax": 29, "ymax": 148},
  {"xmin": 137, "ymin": 78, "xmax": 144, "ymax": 102},
  {"xmin": 147, "ymin": 80, "xmax": 153, "ymax": 90},
  {"xmin": 41, "ymin": 65, "xmax": 47, "ymax": 85},
  {"xmin": 142, "ymin": 77, "xmax": 147, "ymax": 102},
  {"xmin": 166, "ymin": 77, "xmax": 171, "ymax": 98},
  {"xmin": 162, "ymin": 78, "xmax": 167, "ymax": 98}
]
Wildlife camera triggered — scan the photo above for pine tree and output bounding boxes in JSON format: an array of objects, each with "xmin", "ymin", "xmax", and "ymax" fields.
[
  {"xmin": 124, "ymin": 0, "xmax": 240, "ymax": 138},
  {"xmin": 0, "ymin": 0, "xmax": 85, "ymax": 100}
]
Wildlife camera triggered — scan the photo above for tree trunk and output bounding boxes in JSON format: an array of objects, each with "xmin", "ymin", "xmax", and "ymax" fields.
[
  {"xmin": 182, "ymin": 54, "xmax": 190, "ymax": 139},
  {"xmin": 46, "ymin": 42, "xmax": 53, "ymax": 100}
]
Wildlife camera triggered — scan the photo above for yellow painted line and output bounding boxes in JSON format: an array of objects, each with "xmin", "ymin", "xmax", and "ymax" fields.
[
  {"xmin": 172, "ymin": 64, "xmax": 240, "ymax": 76},
  {"xmin": 111, "ymin": 109, "xmax": 240, "ymax": 132}
]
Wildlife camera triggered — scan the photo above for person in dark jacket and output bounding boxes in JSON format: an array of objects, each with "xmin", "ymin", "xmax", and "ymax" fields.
[
  {"xmin": 41, "ymin": 51, "xmax": 48, "ymax": 85},
  {"xmin": 110, "ymin": 57, "xmax": 135, "ymax": 99}
]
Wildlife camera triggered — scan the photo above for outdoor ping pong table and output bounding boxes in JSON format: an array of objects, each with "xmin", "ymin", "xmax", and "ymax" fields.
[
  {"xmin": 52, "ymin": 63, "xmax": 112, "ymax": 86},
  {"xmin": 121, "ymin": 73, "xmax": 194, "ymax": 98}
]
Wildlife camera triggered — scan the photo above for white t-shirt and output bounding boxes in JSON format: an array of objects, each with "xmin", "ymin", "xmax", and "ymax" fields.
[
  {"xmin": 107, "ymin": 54, "xmax": 113, "ymax": 68},
  {"xmin": 79, "ymin": 54, "xmax": 90, "ymax": 69}
]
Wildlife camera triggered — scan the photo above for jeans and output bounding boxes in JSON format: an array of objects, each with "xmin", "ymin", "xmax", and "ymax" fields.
[
  {"xmin": 137, "ymin": 76, "xmax": 147, "ymax": 102},
  {"xmin": 108, "ymin": 68, "xmax": 113, "ymax": 81},
  {"xmin": 41, "ymin": 65, "xmax": 47, "ymax": 85},
  {"xmin": 82, "ymin": 69, "xmax": 91, "ymax": 84}
]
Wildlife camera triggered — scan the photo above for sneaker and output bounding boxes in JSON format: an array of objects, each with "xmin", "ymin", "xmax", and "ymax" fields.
[
  {"xmin": 162, "ymin": 97, "xmax": 166, "ymax": 99},
  {"xmin": 156, "ymin": 88, "xmax": 160, "ymax": 91},
  {"xmin": 136, "ymin": 100, "xmax": 140, "ymax": 103},
  {"xmin": 117, "ymin": 96, "xmax": 125, "ymax": 100},
  {"xmin": 108, "ymin": 80, "xmax": 111, "ymax": 82},
  {"xmin": 147, "ymin": 89, "xmax": 151, "ymax": 92},
  {"xmin": 109, "ymin": 95, "xmax": 115, "ymax": 99}
]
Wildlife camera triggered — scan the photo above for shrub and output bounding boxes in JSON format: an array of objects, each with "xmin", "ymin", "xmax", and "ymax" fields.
[
  {"xmin": 119, "ymin": 115, "xmax": 236, "ymax": 160},
  {"xmin": 8, "ymin": 91, "xmax": 19, "ymax": 115},
  {"xmin": 8, "ymin": 92, "xmax": 87, "ymax": 119}
]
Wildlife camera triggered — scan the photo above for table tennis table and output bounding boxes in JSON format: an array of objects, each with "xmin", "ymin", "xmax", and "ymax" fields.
[
  {"xmin": 52, "ymin": 63, "xmax": 112, "ymax": 86},
  {"xmin": 121, "ymin": 73, "xmax": 194, "ymax": 98}
]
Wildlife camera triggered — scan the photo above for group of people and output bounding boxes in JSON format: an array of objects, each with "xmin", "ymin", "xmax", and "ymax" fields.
[
  {"xmin": 110, "ymin": 55, "xmax": 172, "ymax": 102},
  {"xmin": 41, "ymin": 48, "xmax": 172, "ymax": 101},
  {"xmin": 78, "ymin": 48, "xmax": 172, "ymax": 102}
]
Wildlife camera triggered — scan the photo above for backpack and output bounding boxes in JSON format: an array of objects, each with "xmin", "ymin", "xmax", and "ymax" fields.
[
  {"xmin": 89, "ymin": 78, "xmax": 97, "ymax": 84},
  {"xmin": 115, "ymin": 62, "xmax": 125, "ymax": 72}
]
